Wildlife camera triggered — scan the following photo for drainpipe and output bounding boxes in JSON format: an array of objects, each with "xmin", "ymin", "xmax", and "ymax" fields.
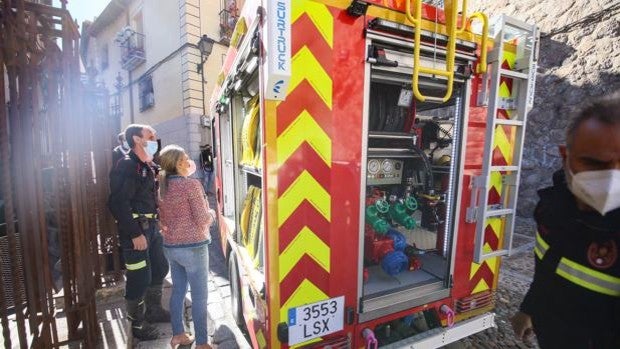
[{"xmin": 128, "ymin": 70, "xmax": 135, "ymax": 123}]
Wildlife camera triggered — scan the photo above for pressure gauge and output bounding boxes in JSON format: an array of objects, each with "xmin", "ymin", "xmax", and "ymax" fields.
[
  {"xmin": 382, "ymin": 159, "xmax": 393, "ymax": 173},
  {"xmin": 368, "ymin": 159, "xmax": 380, "ymax": 174}
]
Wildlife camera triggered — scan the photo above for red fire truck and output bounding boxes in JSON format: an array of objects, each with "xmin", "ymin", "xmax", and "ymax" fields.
[{"xmin": 209, "ymin": 0, "xmax": 538, "ymax": 347}]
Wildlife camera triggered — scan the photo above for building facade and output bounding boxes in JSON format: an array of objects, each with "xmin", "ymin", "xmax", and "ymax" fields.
[{"xmin": 82, "ymin": 0, "xmax": 238, "ymax": 161}]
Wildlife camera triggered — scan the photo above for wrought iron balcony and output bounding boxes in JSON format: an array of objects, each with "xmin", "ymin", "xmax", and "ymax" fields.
[
  {"xmin": 219, "ymin": 8, "xmax": 238, "ymax": 45},
  {"xmin": 115, "ymin": 27, "xmax": 146, "ymax": 71}
]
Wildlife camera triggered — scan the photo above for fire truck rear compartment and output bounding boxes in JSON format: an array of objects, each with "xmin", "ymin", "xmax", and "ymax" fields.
[{"xmin": 360, "ymin": 62, "xmax": 466, "ymax": 321}]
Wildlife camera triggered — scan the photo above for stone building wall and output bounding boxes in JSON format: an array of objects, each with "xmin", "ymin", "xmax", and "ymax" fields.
[{"xmin": 465, "ymin": 0, "xmax": 620, "ymax": 216}]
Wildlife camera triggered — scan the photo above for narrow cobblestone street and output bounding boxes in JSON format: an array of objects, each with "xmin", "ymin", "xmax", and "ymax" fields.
[
  {"xmin": 92, "ymin": 215, "xmax": 541, "ymax": 349},
  {"xmin": 94, "ymin": 194, "xmax": 250, "ymax": 349},
  {"xmin": 455, "ymin": 219, "xmax": 540, "ymax": 349}
]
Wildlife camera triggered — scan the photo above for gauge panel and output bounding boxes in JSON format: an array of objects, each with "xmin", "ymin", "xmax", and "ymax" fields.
[{"xmin": 367, "ymin": 158, "xmax": 404, "ymax": 185}]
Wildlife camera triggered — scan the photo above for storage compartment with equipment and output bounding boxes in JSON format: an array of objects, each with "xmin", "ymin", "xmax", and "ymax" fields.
[{"xmin": 360, "ymin": 32, "xmax": 471, "ymax": 319}]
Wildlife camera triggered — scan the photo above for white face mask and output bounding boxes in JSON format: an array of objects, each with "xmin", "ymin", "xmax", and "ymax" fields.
[
  {"xmin": 567, "ymin": 167, "xmax": 620, "ymax": 216},
  {"xmin": 187, "ymin": 159, "xmax": 197, "ymax": 177},
  {"xmin": 145, "ymin": 140, "xmax": 158, "ymax": 158}
]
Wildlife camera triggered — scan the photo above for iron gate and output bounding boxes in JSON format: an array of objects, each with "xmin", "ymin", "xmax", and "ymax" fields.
[{"xmin": 1, "ymin": 1, "xmax": 122, "ymax": 347}]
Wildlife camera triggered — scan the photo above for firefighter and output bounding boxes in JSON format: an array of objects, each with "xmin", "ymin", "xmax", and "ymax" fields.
[
  {"xmin": 108, "ymin": 124, "xmax": 170, "ymax": 340},
  {"xmin": 112, "ymin": 132, "xmax": 130, "ymax": 165},
  {"xmin": 512, "ymin": 92, "xmax": 620, "ymax": 349}
]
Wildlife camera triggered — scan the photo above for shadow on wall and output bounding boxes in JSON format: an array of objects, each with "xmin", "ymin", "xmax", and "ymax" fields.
[{"xmin": 517, "ymin": 36, "xmax": 620, "ymax": 216}]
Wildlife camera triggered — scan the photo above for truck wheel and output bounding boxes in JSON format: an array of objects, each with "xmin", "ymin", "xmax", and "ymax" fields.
[{"xmin": 228, "ymin": 251, "xmax": 244, "ymax": 326}]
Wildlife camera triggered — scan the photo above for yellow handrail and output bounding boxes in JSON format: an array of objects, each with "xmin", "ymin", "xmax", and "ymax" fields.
[
  {"xmin": 405, "ymin": 0, "xmax": 458, "ymax": 103},
  {"xmin": 469, "ymin": 12, "xmax": 488, "ymax": 74},
  {"xmin": 453, "ymin": 1, "xmax": 489, "ymax": 74},
  {"xmin": 456, "ymin": 0, "xmax": 469, "ymax": 34}
]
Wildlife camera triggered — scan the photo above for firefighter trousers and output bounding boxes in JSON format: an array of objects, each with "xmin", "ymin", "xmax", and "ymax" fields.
[
  {"xmin": 533, "ymin": 313, "xmax": 619, "ymax": 349},
  {"xmin": 122, "ymin": 222, "xmax": 169, "ymax": 301}
]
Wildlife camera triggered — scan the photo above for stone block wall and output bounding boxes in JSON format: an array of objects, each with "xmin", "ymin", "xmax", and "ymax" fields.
[
  {"xmin": 427, "ymin": 0, "xmax": 620, "ymax": 216},
  {"xmin": 476, "ymin": 0, "xmax": 620, "ymax": 216}
]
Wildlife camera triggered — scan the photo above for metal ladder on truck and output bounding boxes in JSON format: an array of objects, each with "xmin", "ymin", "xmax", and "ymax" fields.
[{"xmin": 466, "ymin": 15, "xmax": 539, "ymax": 263}]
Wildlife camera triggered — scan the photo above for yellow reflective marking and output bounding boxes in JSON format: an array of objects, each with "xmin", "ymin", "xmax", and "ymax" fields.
[
  {"xmin": 561, "ymin": 257, "xmax": 620, "ymax": 285},
  {"xmin": 470, "ymin": 261, "xmax": 481, "ymax": 278},
  {"xmin": 487, "ymin": 217, "xmax": 502, "ymax": 240},
  {"xmin": 292, "ymin": 0, "xmax": 333, "ymax": 47},
  {"xmin": 289, "ymin": 47, "xmax": 333, "ymax": 108},
  {"xmin": 556, "ymin": 266, "xmax": 620, "ymax": 297},
  {"xmin": 256, "ymin": 329, "xmax": 267, "ymax": 349},
  {"xmin": 470, "ymin": 256, "xmax": 499, "ymax": 292},
  {"xmin": 472, "ymin": 278, "xmax": 490, "ymax": 294},
  {"xmin": 126, "ymin": 260, "xmax": 147, "ymax": 271},
  {"xmin": 494, "ymin": 125, "xmax": 513, "ymax": 164},
  {"xmin": 280, "ymin": 279, "xmax": 328, "ymax": 322},
  {"xmin": 230, "ymin": 17, "xmax": 248, "ymax": 48},
  {"xmin": 279, "ymin": 226, "xmax": 330, "ymax": 281},
  {"xmin": 277, "ymin": 110, "xmax": 332, "ymax": 166},
  {"xmin": 483, "ymin": 242, "xmax": 493, "ymax": 254},
  {"xmin": 499, "ymin": 80, "xmax": 511, "ymax": 99},
  {"xmin": 486, "ymin": 256, "xmax": 499, "ymax": 273},
  {"xmin": 534, "ymin": 246, "xmax": 543, "ymax": 260},
  {"xmin": 489, "ymin": 171, "xmax": 503, "ymax": 198},
  {"xmin": 278, "ymin": 170, "xmax": 331, "ymax": 227},
  {"xmin": 536, "ymin": 231, "xmax": 549, "ymax": 250},
  {"xmin": 502, "ymin": 51, "xmax": 517, "ymax": 70}
]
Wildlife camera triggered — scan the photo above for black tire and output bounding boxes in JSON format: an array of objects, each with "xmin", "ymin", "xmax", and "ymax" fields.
[{"xmin": 228, "ymin": 251, "xmax": 244, "ymax": 326}]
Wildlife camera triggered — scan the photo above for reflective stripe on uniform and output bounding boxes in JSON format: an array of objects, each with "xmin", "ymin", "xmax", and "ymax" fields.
[
  {"xmin": 132, "ymin": 213, "xmax": 157, "ymax": 219},
  {"xmin": 556, "ymin": 257, "xmax": 620, "ymax": 297},
  {"xmin": 126, "ymin": 260, "xmax": 147, "ymax": 271},
  {"xmin": 534, "ymin": 231, "xmax": 549, "ymax": 260}
]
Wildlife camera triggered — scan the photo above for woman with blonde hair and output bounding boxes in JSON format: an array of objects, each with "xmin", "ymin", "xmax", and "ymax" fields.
[{"xmin": 158, "ymin": 145, "xmax": 215, "ymax": 349}]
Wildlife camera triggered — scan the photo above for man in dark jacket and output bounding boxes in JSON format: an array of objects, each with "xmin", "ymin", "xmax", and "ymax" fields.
[
  {"xmin": 108, "ymin": 124, "xmax": 170, "ymax": 340},
  {"xmin": 200, "ymin": 144, "xmax": 214, "ymax": 194},
  {"xmin": 112, "ymin": 132, "xmax": 130, "ymax": 166},
  {"xmin": 512, "ymin": 92, "xmax": 620, "ymax": 348}
]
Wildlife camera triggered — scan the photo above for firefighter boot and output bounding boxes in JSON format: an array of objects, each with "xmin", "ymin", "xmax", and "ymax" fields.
[
  {"xmin": 144, "ymin": 285, "xmax": 171, "ymax": 323},
  {"xmin": 126, "ymin": 299, "xmax": 160, "ymax": 341}
]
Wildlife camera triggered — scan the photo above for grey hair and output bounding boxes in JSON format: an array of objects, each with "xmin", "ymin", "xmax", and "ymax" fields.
[{"xmin": 566, "ymin": 91, "xmax": 620, "ymax": 148}]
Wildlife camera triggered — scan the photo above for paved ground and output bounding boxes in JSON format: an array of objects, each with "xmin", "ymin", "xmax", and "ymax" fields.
[
  {"xmin": 454, "ymin": 218, "xmax": 540, "ymax": 349},
  {"xmin": 95, "ymin": 193, "xmax": 250, "ymax": 349},
  {"xmin": 94, "ymin": 216, "xmax": 540, "ymax": 349}
]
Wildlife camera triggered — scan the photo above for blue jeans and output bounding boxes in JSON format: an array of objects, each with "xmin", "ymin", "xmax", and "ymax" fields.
[
  {"xmin": 203, "ymin": 169, "xmax": 214, "ymax": 193},
  {"xmin": 164, "ymin": 244, "xmax": 209, "ymax": 345}
]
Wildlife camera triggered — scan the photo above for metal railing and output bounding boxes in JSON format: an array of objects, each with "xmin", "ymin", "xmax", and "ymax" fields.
[
  {"xmin": 117, "ymin": 28, "xmax": 146, "ymax": 71},
  {"xmin": 1, "ymin": 1, "xmax": 122, "ymax": 347},
  {"xmin": 219, "ymin": 0, "xmax": 239, "ymax": 44}
]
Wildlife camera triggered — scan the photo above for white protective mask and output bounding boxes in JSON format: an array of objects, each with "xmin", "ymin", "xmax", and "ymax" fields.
[
  {"xmin": 567, "ymin": 168, "xmax": 620, "ymax": 216},
  {"xmin": 187, "ymin": 160, "xmax": 197, "ymax": 177},
  {"xmin": 145, "ymin": 140, "xmax": 159, "ymax": 158}
]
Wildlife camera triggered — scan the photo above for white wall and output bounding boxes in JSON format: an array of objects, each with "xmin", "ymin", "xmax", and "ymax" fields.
[
  {"xmin": 85, "ymin": 0, "xmax": 184, "ymax": 130},
  {"xmin": 199, "ymin": 0, "xmax": 229, "ymax": 118},
  {"xmin": 129, "ymin": 0, "xmax": 184, "ymax": 126},
  {"xmin": 83, "ymin": 0, "xmax": 231, "ymax": 162}
]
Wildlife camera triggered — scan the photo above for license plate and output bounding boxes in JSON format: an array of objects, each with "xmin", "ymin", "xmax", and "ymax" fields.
[{"xmin": 287, "ymin": 296, "xmax": 345, "ymax": 346}]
